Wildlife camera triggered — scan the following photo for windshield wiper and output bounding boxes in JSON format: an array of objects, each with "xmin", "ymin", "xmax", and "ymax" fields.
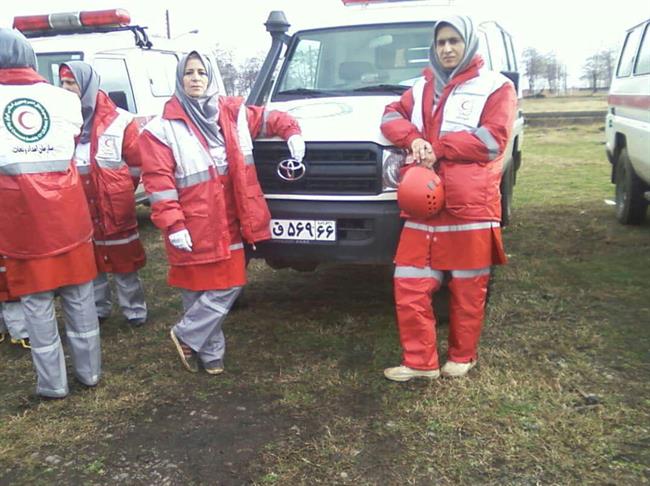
[
  {"xmin": 275, "ymin": 88, "xmax": 332, "ymax": 98},
  {"xmin": 352, "ymin": 84, "xmax": 408, "ymax": 94}
]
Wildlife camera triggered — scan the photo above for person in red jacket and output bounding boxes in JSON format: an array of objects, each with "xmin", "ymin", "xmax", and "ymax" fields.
[
  {"xmin": 380, "ymin": 16, "xmax": 517, "ymax": 381},
  {"xmin": 0, "ymin": 28, "xmax": 101, "ymax": 398},
  {"xmin": 140, "ymin": 51, "xmax": 304, "ymax": 375},
  {"xmin": 59, "ymin": 61, "xmax": 147, "ymax": 327}
]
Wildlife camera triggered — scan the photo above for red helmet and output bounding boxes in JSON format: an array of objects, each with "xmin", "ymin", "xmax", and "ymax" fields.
[{"xmin": 397, "ymin": 166, "xmax": 445, "ymax": 219}]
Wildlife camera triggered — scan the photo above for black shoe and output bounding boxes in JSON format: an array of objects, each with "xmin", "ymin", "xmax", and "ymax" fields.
[{"xmin": 128, "ymin": 317, "xmax": 146, "ymax": 327}]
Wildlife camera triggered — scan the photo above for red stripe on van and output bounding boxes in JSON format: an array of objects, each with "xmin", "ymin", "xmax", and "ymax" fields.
[{"xmin": 608, "ymin": 94, "xmax": 650, "ymax": 110}]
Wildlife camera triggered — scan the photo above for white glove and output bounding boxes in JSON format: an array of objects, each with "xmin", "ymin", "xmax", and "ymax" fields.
[
  {"xmin": 169, "ymin": 229, "xmax": 193, "ymax": 252},
  {"xmin": 287, "ymin": 134, "xmax": 305, "ymax": 162}
]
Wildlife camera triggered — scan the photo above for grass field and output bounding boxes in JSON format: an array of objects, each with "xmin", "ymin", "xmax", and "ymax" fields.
[
  {"xmin": 521, "ymin": 93, "xmax": 608, "ymax": 113},
  {"xmin": 1, "ymin": 121, "xmax": 648, "ymax": 485}
]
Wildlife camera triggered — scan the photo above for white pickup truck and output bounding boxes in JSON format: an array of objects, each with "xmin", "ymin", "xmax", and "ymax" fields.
[{"xmin": 606, "ymin": 18, "xmax": 650, "ymax": 224}]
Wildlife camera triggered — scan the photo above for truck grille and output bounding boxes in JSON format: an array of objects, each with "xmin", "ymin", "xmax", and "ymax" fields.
[{"xmin": 252, "ymin": 142, "xmax": 382, "ymax": 195}]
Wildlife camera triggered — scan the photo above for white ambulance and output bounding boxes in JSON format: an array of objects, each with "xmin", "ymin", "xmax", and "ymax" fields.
[
  {"xmin": 606, "ymin": 18, "xmax": 650, "ymax": 224},
  {"xmin": 247, "ymin": 0, "xmax": 524, "ymax": 270},
  {"xmin": 13, "ymin": 8, "xmax": 225, "ymax": 203}
]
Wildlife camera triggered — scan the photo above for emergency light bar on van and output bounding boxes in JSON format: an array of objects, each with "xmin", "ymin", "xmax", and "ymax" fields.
[
  {"xmin": 341, "ymin": 0, "xmax": 421, "ymax": 4},
  {"xmin": 13, "ymin": 9, "xmax": 131, "ymax": 33}
]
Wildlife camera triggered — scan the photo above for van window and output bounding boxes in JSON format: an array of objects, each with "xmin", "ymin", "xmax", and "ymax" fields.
[
  {"xmin": 275, "ymin": 23, "xmax": 434, "ymax": 98},
  {"xmin": 144, "ymin": 51, "xmax": 180, "ymax": 97},
  {"xmin": 93, "ymin": 58, "xmax": 137, "ymax": 113},
  {"xmin": 35, "ymin": 52, "xmax": 83, "ymax": 84},
  {"xmin": 634, "ymin": 23, "xmax": 650, "ymax": 75},
  {"xmin": 617, "ymin": 25, "xmax": 643, "ymax": 77}
]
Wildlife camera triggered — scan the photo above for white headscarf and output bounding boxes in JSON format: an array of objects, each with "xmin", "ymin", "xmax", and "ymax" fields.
[
  {"xmin": 175, "ymin": 51, "xmax": 223, "ymax": 146},
  {"xmin": 428, "ymin": 15, "xmax": 479, "ymax": 101}
]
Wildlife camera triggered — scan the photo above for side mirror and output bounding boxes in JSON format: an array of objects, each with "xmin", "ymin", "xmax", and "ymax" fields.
[
  {"xmin": 501, "ymin": 71, "xmax": 519, "ymax": 94},
  {"xmin": 108, "ymin": 90, "xmax": 129, "ymax": 111}
]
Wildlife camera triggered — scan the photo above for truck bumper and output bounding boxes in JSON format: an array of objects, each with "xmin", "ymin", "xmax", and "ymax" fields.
[{"xmin": 248, "ymin": 199, "xmax": 402, "ymax": 265}]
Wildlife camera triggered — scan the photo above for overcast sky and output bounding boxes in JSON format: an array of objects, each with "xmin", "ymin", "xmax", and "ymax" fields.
[{"xmin": 2, "ymin": 0, "xmax": 648, "ymax": 85}]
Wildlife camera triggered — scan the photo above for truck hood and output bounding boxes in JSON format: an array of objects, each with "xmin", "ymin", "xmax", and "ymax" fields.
[{"xmin": 264, "ymin": 96, "xmax": 398, "ymax": 144}]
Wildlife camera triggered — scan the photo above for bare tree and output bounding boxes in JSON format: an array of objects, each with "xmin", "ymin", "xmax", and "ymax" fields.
[
  {"xmin": 522, "ymin": 47, "xmax": 546, "ymax": 95},
  {"xmin": 544, "ymin": 52, "xmax": 560, "ymax": 94},
  {"xmin": 236, "ymin": 56, "xmax": 263, "ymax": 97},
  {"xmin": 213, "ymin": 45, "xmax": 238, "ymax": 96},
  {"xmin": 581, "ymin": 48, "xmax": 617, "ymax": 91}
]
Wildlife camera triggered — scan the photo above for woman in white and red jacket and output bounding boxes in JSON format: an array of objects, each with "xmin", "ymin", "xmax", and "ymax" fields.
[
  {"xmin": 59, "ymin": 62, "xmax": 147, "ymax": 327},
  {"xmin": 380, "ymin": 16, "xmax": 517, "ymax": 381},
  {"xmin": 140, "ymin": 51, "xmax": 304, "ymax": 375},
  {"xmin": 0, "ymin": 29, "xmax": 101, "ymax": 398}
]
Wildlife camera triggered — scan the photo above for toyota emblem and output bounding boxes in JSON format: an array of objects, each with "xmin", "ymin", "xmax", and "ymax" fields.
[{"xmin": 277, "ymin": 158, "xmax": 306, "ymax": 181}]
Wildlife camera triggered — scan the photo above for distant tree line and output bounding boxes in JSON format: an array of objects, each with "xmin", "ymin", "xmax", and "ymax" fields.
[{"xmin": 522, "ymin": 46, "xmax": 617, "ymax": 95}]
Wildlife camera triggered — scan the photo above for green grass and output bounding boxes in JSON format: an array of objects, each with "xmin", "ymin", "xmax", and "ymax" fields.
[{"xmin": 1, "ymin": 123, "xmax": 649, "ymax": 485}]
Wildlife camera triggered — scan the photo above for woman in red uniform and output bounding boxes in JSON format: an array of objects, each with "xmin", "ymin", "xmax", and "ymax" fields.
[
  {"xmin": 59, "ymin": 62, "xmax": 147, "ymax": 327},
  {"xmin": 380, "ymin": 16, "xmax": 517, "ymax": 381},
  {"xmin": 140, "ymin": 51, "xmax": 304, "ymax": 375}
]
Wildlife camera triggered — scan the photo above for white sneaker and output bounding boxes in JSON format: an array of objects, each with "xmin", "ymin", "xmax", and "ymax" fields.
[
  {"xmin": 441, "ymin": 360, "xmax": 477, "ymax": 378},
  {"xmin": 383, "ymin": 365, "xmax": 440, "ymax": 382}
]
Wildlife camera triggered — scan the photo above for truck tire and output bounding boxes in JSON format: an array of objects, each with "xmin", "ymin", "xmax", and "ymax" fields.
[
  {"xmin": 615, "ymin": 147, "xmax": 648, "ymax": 225},
  {"xmin": 500, "ymin": 160, "xmax": 515, "ymax": 227}
]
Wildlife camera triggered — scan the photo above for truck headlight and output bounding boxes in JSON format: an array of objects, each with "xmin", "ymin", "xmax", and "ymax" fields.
[{"xmin": 382, "ymin": 147, "xmax": 407, "ymax": 191}]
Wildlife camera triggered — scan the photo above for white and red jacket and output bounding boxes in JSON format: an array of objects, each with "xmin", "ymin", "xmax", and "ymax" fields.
[
  {"xmin": 0, "ymin": 68, "xmax": 92, "ymax": 259},
  {"xmin": 74, "ymin": 91, "xmax": 141, "ymax": 240},
  {"xmin": 139, "ymin": 95, "xmax": 300, "ymax": 266},
  {"xmin": 381, "ymin": 55, "xmax": 517, "ymax": 223}
]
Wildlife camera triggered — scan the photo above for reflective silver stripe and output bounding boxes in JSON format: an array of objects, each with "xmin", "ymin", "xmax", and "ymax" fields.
[
  {"xmin": 473, "ymin": 126, "xmax": 500, "ymax": 160},
  {"xmin": 77, "ymin": 165, "xmax": 91, "ymax": 175},
  {"xmin": 129, "ymin": 167, "xmax": 141, "ymax": 177},
  {"xmin": 94, "ymin": 232, "xmax": 140, "ymax": 246},
  {"xmin": 451, "ymin": 268, "xmax": 491, "ymax": 278},
  {"xmin": 66, "ymin": 329, "xmax": 100, "ymax": 339},
  {"xmin": 394, "ymin": 266, "xmax": 444, "ymax": 281},
  {"xmin": 261, "ymin": 110, "xmax": 270, "ymax": 137},
  {"xmin": 229, "ymin": 242, "xmax": 244, "ymax": 251},
  {"xmin": 176, "ymin": 169, "xmax": 213, "ymax": 188},
  {"xmin": 244, "ymin": 154, "xmax": 254, "ymax": 166},
  {"xmin": 0, "ymin": 160, "xmax": 70, "ymax": 175},
  {"xmin": 96, "ymin": 159, "xmax": 125, "ymax": 170},
  {"xmin": 148, "ymin": 189, "xmax": 179, "ymax": 203},
  {"xmin": 0, "ymin": 266, "xmax": 5, "ymax": 272},
  {"xmin": 381, "ymin": 112, "xmax": 403, "ymax": 123},
  {"xmin": 31, "ymin": 341, "xmax": 60, "ymax": 355},
  {"xmin": 404, "ymin": 221, "xmax": 500, "ymax": 233}
]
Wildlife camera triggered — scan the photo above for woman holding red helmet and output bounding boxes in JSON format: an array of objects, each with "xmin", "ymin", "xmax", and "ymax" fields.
[{"xmin": 381, "ymin": 15, "xmax": 517, "ymax": 381}]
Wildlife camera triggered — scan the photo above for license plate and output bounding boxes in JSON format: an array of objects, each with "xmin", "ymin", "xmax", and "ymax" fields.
[{"xmin": 270, "ymin": 219, "xmax": 336, "ymax": 241}]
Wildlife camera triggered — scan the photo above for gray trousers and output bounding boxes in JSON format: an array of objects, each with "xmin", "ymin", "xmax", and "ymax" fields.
[
  {"xmin": 173, "ymin": 287, "xmax": 242, "ymax": 365},
  {"xmin": 0, "ymin": 300, "xmax": 28, "ymax": 340},
  {"xmin": 94, "ymin": 272, "xmax": 147, "ymax": 320},
  {"xmin": 21, "ymin": 281, "xmax": 101, "ymax": 398}
]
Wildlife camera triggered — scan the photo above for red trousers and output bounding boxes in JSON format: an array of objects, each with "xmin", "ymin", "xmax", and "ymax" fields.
[{"xmin": 394, "ymin": 267, "xmax": 490, "ymax": 370}]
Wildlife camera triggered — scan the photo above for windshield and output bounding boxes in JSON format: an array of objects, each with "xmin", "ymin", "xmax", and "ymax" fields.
[
  {"xmin": 274, "ymin": 22, "xmax": 434, "ymax": 100},
  {"xmin": 36, "ymin": 52, "xmax": 84, "ymax": 84}
]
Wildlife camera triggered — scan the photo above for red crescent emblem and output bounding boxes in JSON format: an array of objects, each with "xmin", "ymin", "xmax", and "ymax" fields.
[{"xmin": 18, "ymin": 110, "xmax": 35, "ymax": 130}]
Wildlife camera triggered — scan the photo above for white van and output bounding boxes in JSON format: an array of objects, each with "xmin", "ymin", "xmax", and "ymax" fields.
[
  {"xmin": 13, "ymin": 8, "xmax": 225, "ymax": 203},
  {"xmin": 247, "ymin": 0, "xmax": 524, "ymax": 270},
  {"xmin": 606, "ymin": 18, "xmax": 650, "ymax": 224}
]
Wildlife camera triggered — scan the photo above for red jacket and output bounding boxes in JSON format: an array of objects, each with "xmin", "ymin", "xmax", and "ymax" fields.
[
  {"xmin": 76, "ymin": 90, "xmax": 141, "ymax": 238},
  {"xmin": 140, "ymin": 96, "xmax": 300, "ymax": 266},
  {"xmin": 0, "ymin": 68, "xmax": 93, "ymax": 259},
  {"xmin": 381, "ymin": 56, "xmax": 517, "ymax": 222}
]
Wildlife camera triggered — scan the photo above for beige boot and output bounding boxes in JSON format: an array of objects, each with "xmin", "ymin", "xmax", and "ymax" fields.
[
  {"xmin": 441, "ymin": 360, "xmax": 477, "ymax": 378},
  {"xmin": 383, "ymin": 365, "xmax": 440, "ymax": 382}
]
